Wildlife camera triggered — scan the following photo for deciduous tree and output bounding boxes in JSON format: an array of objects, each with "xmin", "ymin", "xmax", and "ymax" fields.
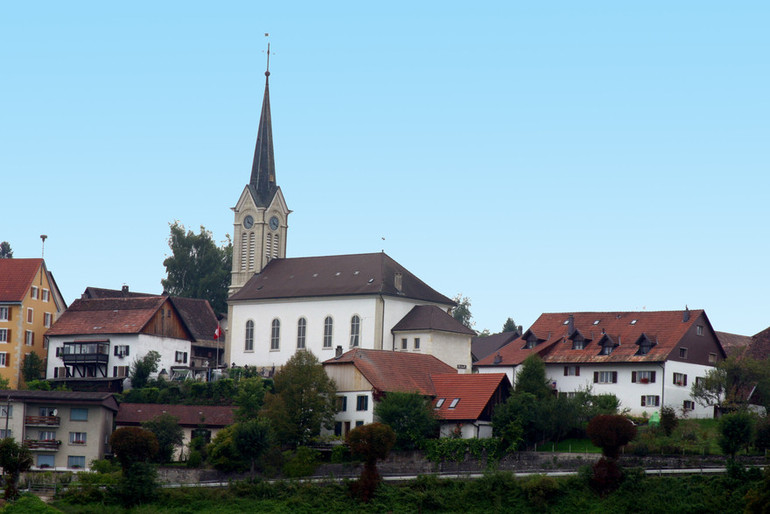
[
  {"xmin": 374, "ymin": 391, "xmax": 438, "ymax": 450},
  {"xmin": 347, "ymin": 423, "xmax": 396, "ymax": 502},
  {"xmin": 261, "ymin": 350, "xmax": 337, "ymax": 447},
  {"xmin": 0, "ymin": 438, "xmax": 32, "ymax": 499},
  {"xmin": 162, "ymin": 222, "xmax": 232, "ymax": 314},
  {"xmin": 233, "ymin": 418, "xmax": 272, "ymax": 475},
  {"xmin": 451, "ymin": 294, "xmax": 474, "ymax": 330},
  {"xmin": 110, "ymin": 427, "xmax": 159, "ymax": 470},
  {"xmin": 142, "ymin": 413, "xmax": 184, "ymax": 463},
  {"xmin": 22, "ymin": 352, "xmax": 45, "ymax": 383},
  {"xmin": 0, "ymin": 241, "xmax": 12, "ymax": 259},
  {"xmin": 718, "ymin": 410, "xmax": 754, "ymax": 458},
  {"xmin": 130, "ymin": 350, "xmax": 161, "ymax": 390},
  {"xmin": 234, "ymin": 377, "xmax": 267, "ymax": 422},
  {"xmin": 586, "ymin": 415, "xmax": 636, "ymax": 459}
]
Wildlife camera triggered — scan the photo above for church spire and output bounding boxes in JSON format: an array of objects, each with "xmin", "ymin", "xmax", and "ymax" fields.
[{"xmin": 249, "ymin": 42, "xmax": 277, "ymax": 207}]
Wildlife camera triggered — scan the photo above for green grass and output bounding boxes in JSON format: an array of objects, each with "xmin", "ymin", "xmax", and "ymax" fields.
[{"xmin": 536, "ymin": 438, "xmax": 601, "ymax": 453}]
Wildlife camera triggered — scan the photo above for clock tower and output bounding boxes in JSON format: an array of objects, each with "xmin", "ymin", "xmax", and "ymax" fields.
[{"xmin": 229, "ymin": 49, "xmax": 290, "ymax": 296}]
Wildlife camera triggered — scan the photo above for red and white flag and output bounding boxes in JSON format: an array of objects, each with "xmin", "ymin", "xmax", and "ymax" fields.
[{"xmin": 214, "ymin": 324, "xmax": 221, "ymax": 340}]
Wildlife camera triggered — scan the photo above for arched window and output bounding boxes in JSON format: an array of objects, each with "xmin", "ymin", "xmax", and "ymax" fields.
[
  {"xmin": 248, "ymin": 233, "xmax": 256, "ymax": 270},
  {"xmin": 245, "ymin": 320, "xmax": 254, "ymax": 351},
  {"xmin": 297, "ymin": 317, "xmax": 307, "ymax": 349},
  {"xmin": 350, "ymin": 315, "xmax": 360, "ymax": 347},
  {"xmin": 271, "ymin": 319, "xmax": 280, "ymax": 350},
  {"xmin": 323, "ymin": 316, "xmax": 333, "ymax": 348}
]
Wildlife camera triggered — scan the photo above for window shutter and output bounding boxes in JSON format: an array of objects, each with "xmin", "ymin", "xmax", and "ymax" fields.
[
  {"xmin": 593, "ymin": 372, "xmax": 599, "ymax": 383},
  {"xmin": 31, "ymin": 333, "xmax": 34, "ymax": 345},
  {"xmin": 5, "ymin": 330, "xmax": 9, "ymax": 342},
  {"xmin": 125, "ymin": 346, "xmax": 129, "ymax": 356},
  {"xmin": 655, "ymin": 396, "xmax": 660, "ymax": 407},
  {"xmin": 56, "ymin": 347, "xmax": 60, "ymax": 357},
  {"xmin": 576, "ymin": 366, "xmax": 580, "ymax": 377},
  {"xmin": 631, "ymin": 371, "xmax": 637, "ymax": 383},
  {"xmin": 54, "ymin": 367, "xmax": 58, "ymax": 378},
  {"xmin": 114, "ymin": 347, "xmax": 119, "ymax": 356},
  {"xmin": 113, "ymin": 366, "xmax": 117, "ymax": 377},
  {"xmin": 564, "ymin": 366, "xmax": 568, "ymax": 376},
  {"xmin": 651, "ymin": 371, "xmax": 656, "ymax": 383},
  {"xmin": 641, "ymin": 396, "xmax": 646, "ymax": 406},
  {"xmin": 612, "ymin": 371, "xmax": 618, "ymax": 383},
  {"xmin": 184, "ymin": 352, "xmax": 188, "ymax": 364},
  {"xmin": 5, "ymin": 355, "xmax": 9, "ymax": 366},
  {"xmin": 683, "ymin": 375, "xmax": 687, "ymax": 386}
]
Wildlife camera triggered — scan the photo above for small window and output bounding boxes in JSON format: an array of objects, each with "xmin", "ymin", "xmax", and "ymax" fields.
[
  {"xmin": 563, "ymin": 365, "xmax": 580, "ymax": 376},
  {"xmin": 42, "ymin": 289, "xmax": 50, "ymax": 302},
  {"xmin": 355, "ymin": 420, "xmax": 364, "ymax": 427},
  {"xmin": 696, "ymin": 325, "xmax": 704, "ymax": 336},
  {"xmin": 571, "ymin": 337, "xmax": 584, "ymax": 350},
  {"xmin": 708, "ymin": 353, "xmax": 717, "ymax": 364},
  {"xmin": 630, "ymin": 320, "xmax": 637, "ymax": 325},
  {"xmin": 31, "ymin": 286, "xmax": 39, "ymax": 299},
  {"xmin": 673, "ymin": 373, "xmax": 688, "ymax": 386},
  {"xmin": 334, "ymin": 422, "xmax": 342, "ymax": 436},
  {"xmin": 562, "ymin": 319, "xmax": 570, "ymax": 325},
  {"xmin": 323, "ymin": 317, "xmax": 333, "ymax": 348},
  {"xmin": 70, "ymin": 408, "xmax": 88, "ymax": 421},
  {"xmin": 36, "ymin": 454, "xmax": 54, "ymax": 468},
  {"xmin": 0, "ymin": 353, "xmax": 7, "ymax": 367},
  {"xmin": 336, "ymin": 396, "xmax": 347, "ymax": 412},
  {"xmin": 44, "ymin": 312, "xmax": 53, "ymax": 328},
  {"xmin": 69, "ymin": 432, "xmax": 87, "ymax": 445},
  {"xmin": 641, "ymin": 395, "xmax": 660, "ymax": 407},
  {"xmin": 594, "ymin": 371, "xmax": 617, "ymax": 384},
  {"xmin": 0, "ymin": 307, "xmax": 7, "ymax": 321},
  {"xmin": 356, "ymin": 395, "xmax": 368, "ymax": 411},
  {"xmin": 633, "ymin": 370, "xmax": 656, "ymax": 384},
  {"xmin": 297, "ymin": 318, "xmax": 307, "ymax": 349},
  {"xmin": 39, "ymin": 430, "xmax": 56, "ymax": 440},
  {"xmin": 449, "ymin": 398, "xmax": 460, "ymax": 409},
  {"xmin": 175, "ymin": 351, "xmax": 188, "ymax": 363},
  {"xmin": 0, "ymin": 329, "xmax": 6, "ymax": 343},
  {"xmin": 593, "ymin": 320, "xmax": 600, "ymax": 325},
  {"xmin": 600, "ymin": 344, "xmax": 613, "ymax": 356},
  {"xmin": 27, "ymin": 308, "xmax": 33, "ymax": 324},
  {"xmin": 0, "ymin": 406, "xmax": 12, "ymax": 417},
  {"xmin": 270, "ymin": 319, "xmax": 280, "ymax": 350},
  {"xmin": 435, "ymin": 398, "xmax": 445, "ymax": 408},
  {"xmin": 679, "ymin": 347, "xmax": 688, "ymax": 359},
  {"xmin": 25, "ymin": 331, "xmax": 34, "ymax": 346},
  {"xmin": 401, "ymin": 338, "xmax": 407, "ymax": 350},
  {"xmin": 414, "ymin": 337, "xmax": 420, "ymax": 350},
  {"xmin": 350, "ymin": 315, "xmax": 360, "ymax": 347},
  {"xmin": 683, "ymin": 400, "xmax": 695, "ymax": 410},
  {"xmin": 245, "ymin": 320, "xmax": 254, "ymax": 351},
  {"xmin": 67, "ymin": 456, "xmax": 86, "ymax": 469}
]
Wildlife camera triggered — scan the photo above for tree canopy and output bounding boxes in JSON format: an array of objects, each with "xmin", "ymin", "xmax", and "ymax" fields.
[
  {"xmin": 374, "ymin": 391, "xmax": 438, "ymax": 450},
  {"xmin": 502, "ymin": 317, "xmax": 518, "ymax": 333},
  {"xmin": 0, "ymin": 438, "xmax": 32, "ymax": 499},
  {"xmin": 130, "ymin": 350, "xmax": 161, "ymax": 390},
  {"xmin": 690, "ymin": 356, "xmax": 770, "ymax": 410},
  {"xmin": 451, "ymin": 294, "xmax": 474, "ymax": 330},
  {"xmin": 261, "ymin": 350, "xmax": 337, "ymax": 447},
  {"xmin": 0, "ymin": 241, "xmax": 12, "ymax": 259},
  {"xmin": 22, "ymin": 352, "xmax": 45, "ymax": 383},
  {"xmin": 161, "ymin": 222, "xmax": 232, "ymax": 314},
  {"xmin": 142, "ymin": 413, "xmax": 184, "ymax": 463}
]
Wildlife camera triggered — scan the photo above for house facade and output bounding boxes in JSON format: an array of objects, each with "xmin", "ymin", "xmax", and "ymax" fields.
[
  {"xmin": 0, "ymin": 258, "xmax": 66, "ymax": 388},
  {"xmin": 431, "ymin": 373, "xmax": 511, "ymax": 438},
  {"xmin": 45, "ymin": 296, "xmax": 193, "ymax": 389},
  {"xmin": 476, "ymin": 309, "xmax": 726, "ymax": 418},
  {"xmin": 0, "ymin": 390, "xmax": 117, "ymax": 471}
]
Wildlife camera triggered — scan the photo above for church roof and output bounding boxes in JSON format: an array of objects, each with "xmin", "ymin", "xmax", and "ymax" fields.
[
  {"xmin": 229, "ymin": 252, "xmax": 454, "ymax": 305},
  {"xmin": 0, "ymin": 258, "xmax": 43, "ymax": 302},
  {"xmin": 248, "ymin": 66, "xmax": 278, "ymax": 208},
  {"xmin": 391, "ymin": 305, "xmax": 475, "ymax": 335}
]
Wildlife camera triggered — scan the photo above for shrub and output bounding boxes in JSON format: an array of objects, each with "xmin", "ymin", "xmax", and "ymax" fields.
[
  {"xmin": 282, "ymin": 446, "xmax": 321, "ymax": 478},
  {"xmin": 586, "ymin": 415, "xmax": 637, "ymax": 459},
  {"xmin": 660, "ymin": 406, "xmax": 678, "ymax": 436},
  {"xmin": 330, "ymin": 444, "xmax": 351, "ymax": 463},
  {"xmin": 754, "ymin": 416, "xmax": 770, "ymax": 451},
  {"xmin": 591, "ymin": 457, "xmax": 623, "ymax": 495},
  {"xmin": 347, "ymin": 423, "xmax": 396, "ymax": 502},
  {"xmin": 718, "ymin": 410, "xmax": 754, "ymax": 458},
  {"xmin": 187, "ymin": 450, "xmax": 203, "ymax": 468},
  {"xmin": 521, "ymin": 474, "xmax": 559, "ymax": 507}
]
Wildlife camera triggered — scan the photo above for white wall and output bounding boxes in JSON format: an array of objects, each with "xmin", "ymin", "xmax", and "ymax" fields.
[
  {"xmin": 393, "ymin": 330, "xmax": 472, "ymax": 373},
  {"xmin": 46, "ymin": 334, "xmax": 191, "ymax": 384}
]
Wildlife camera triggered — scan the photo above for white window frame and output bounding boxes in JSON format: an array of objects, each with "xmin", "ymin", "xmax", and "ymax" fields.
[
  {"xmin": 0, "ymin": 353, "xmax": 7, "ymax": 367},
  {"xmin": 323, "ymin": 317, "xmax": 333, "ymax": 348},
  {"xmin": 349, "ymin": 315, "xmax": 360, "ymax": 347},
  {"xmin": 31, "ymin": 286, "xmax": 39, "ymax": 299},
  {"xmin": 597, "ymin": 371, "xmax": 615, "ymax": 384},
  {"xmin": 67, "ymin": 455, "xmax": 86, "ymax": 469},
  {"xmin": 69, "ymin": 432, "xmax": 87, "ymax": 445},
  {"xmin": 42, "ymin": 289, "xmax": 50, "ymax": 302},
  {"xmin": 0, "ymin": 329, "xmax": 7, "ymax": 343},
  {"xmin": 44, "ymin": 312, "xmax": 52, "ymax": 328},
  {"xmin": 25, "ymin": 330, "xmax": 34, "ymax": 346},
  {"xmin": 270, "ymin": 319, "xmax": 280, "ymax": 350},
  {"xmin": 673, "ymin": 372, "xmax": 687, "ymax": 386},
  {"xmin": 0, "ymin": 307, "xmax": 7, "ymax": 321},
  {"xmin": 244, "ymin": 320, "xmax": 254, "ymax": 351},
  {"xmin": 297, "ymin": 317, "xmax": 307, "ymax": 349}
]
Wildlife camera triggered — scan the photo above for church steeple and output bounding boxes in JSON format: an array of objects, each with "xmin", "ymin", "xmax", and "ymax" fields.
[{"xmin": 249, "ymin": 43, "xmax": 277, "ymax": 208}]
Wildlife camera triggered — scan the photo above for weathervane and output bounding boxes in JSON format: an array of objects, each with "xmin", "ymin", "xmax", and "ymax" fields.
[
  {"xmin": 263, "ymin": 33, "xmax": 274, "ymax": 76},
  {"xmin": 40, "ymin": 234, "xmax": 47, "ymax": 259}
]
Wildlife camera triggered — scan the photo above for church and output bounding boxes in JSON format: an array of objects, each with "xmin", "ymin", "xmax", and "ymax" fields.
[{"xmin": 225, "ymin": 61, "xmax": 472, "ymax": 375}]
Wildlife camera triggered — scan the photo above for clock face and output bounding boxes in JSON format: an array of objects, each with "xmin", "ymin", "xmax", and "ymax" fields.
[
  {"xmin": 269, "ymin": 216, "xmax": 279, "ymax": 231},
  {"xmin": 243, "ymin": 215, "xmax": 254, "ymax": 229}
]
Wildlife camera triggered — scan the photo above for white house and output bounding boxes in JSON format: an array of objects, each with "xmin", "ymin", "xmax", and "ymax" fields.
[
  {"xmin": 46, "ymin": 296, "xmax": 194, "ymax": 389},
  {"xmin": 476, "ymin": 309, "xmax": 726, "ymax": 418}
]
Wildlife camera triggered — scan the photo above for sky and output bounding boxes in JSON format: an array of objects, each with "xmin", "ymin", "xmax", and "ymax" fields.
[{"xmin": 2, "ymin": 2, "xmax": 769, "ymax": 336}]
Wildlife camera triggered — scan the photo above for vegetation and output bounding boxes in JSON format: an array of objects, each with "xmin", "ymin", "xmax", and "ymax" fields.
[
  {"xmin": 261, "ymin": 350, "xmax": 337, "ymax": 448},
  {"xmin": 0, "ymin": 438, "xmax": 33, "ymax": 500},
  {"xmin": 161, "ymin": 222, "xmax": 232, "ymax": 315},
  {"xmin": 347, "ymin": 423, "xmax": 396, "ymax": 501},
  {"xmin": 450, "ymin": 294, "xmax": 474, "ymax": 330},
  {"xmin": 586, "ymin": 415, "xmax": 636, "ymax": 459},
  {"xmin": 718, "ymin": 410, "xmax": 754, "ymax": 458},
  {"xmin": 233, "ymin": 377, "xmax": 267, "ymax": 421},
  {"xmin": 21, "ymin": 352, "xmax": 44, "ymax": 383},
  {"xmin": 129, "ymin": 350, "xmax": 161, "ymax": 390},
  {"xmin": 234, "ymin": 418, "xmax": 273, "ymax": 476},
  {"xmin": 691, "ymin": 355, "xmax": 770, "ymax": 411},
  {"xmin": 374, "ymin": 391, "xmax": 438, "ymax": 450},
  {"xmin": 142, "ymin": 413, "xmax": 184, "ymax": 463},
  {"xmin": 110, "ymin": 427, "xmax": 159, "ymax": 470},
  {"xmin": 0, "ymin": 241, "xmax": 12, "ymax": 259},
  {"xmin": 502, "ymin": 317, "xmax": 518, "ymax": 333}
]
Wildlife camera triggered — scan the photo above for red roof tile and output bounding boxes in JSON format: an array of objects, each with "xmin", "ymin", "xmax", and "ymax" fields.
[
  {"xmin": 431, "ymin": 373, "xmax": 510, "ymax": 420},
  {"xmin": 46, "ymin": 297, "xmax": 167, "ymax": 336},
  {"xmin": 716, "ymin": 331, "xmax": 753, "ymax": 357},
  {"xmin": 323, "ymin": 348, "xmax": 455, "ymax": 395},
  {"xmin": 0, "ymin": 258, "xmax": 42, "ymax": 302},
  {"xmin": 116, "ymin": 403, "xmax": 235, "ymax": 427},
  {"xmin": 477, "ymin": 310, "xmax": 713, "ymax": 366}
]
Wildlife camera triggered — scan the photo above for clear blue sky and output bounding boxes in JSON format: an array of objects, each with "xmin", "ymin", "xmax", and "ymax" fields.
[{"xmin": 2, "ymin": 2, "xmax": 768, "ymax": 336}]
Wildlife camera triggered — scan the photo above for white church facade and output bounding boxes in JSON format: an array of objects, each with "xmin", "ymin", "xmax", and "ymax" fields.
[{"xmin": 225, "ymin": 62, "xmax": 472, "ymax": 374}]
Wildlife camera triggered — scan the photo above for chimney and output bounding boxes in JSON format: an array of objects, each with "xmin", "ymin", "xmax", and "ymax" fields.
[
  {"xmin": 394, "ymin": 272, "xmax": 403, "ymax": 293},
  {"xmin": 121, "ymin": 285, "xmax": 129, "ymax": 297},
  {"xmin": 682, "ymin": 306, "xmax": 690, "ymax": 322},
  {"xmin": 335, "ymin": 345, "xmax": 343, "ymax": 358},
  {"xmin": 517, "ymin": 325, "xmax": 523, "ymax": 335},
  {"xmin": 567, "ymin": 314, "xmax": 575, "ymax": 335}
]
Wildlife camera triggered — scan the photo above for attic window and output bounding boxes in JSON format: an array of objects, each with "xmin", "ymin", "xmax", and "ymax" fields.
[
  {"xmin": 435, "ymin": 398, "xmax": 445, "ymax": 408},
  {"xmin": 593, "ymin": 320, "xmax": 600, "ymax": 325},
  {"xmin": 367, "ymin": 278, "xmax": 374, "ymax": 284},
  {"xmin": 630, "ymin": 320, "xmax": 637, "ymax": 325},
  {"xmin": 313, "ymin": 273, "xmax": 318, "ymax": 278},
  {"xmin": 563, "ymin": 320, "xmax": 569, "ymax": 325},
  {"xmin": 354, "ymin": 271, "xmax": 360, "ymax": 275},
  {"xmin": 449, "ymin": 398, "xmax": 460, "ymax": 409},
  {"xmin": 335, "ymin": 272, "xmax": 341, "ymax": 276}
]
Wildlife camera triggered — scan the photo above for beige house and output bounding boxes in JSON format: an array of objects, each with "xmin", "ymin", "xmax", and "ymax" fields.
[{"xmin": 0, "ymin": 390, "xmax": 118, "ymax": 471}]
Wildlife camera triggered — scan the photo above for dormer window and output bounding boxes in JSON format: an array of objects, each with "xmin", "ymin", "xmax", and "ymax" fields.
[
  {"xmin": 524, "ymin": 333, "xmax": 538, "ymax": 350},
  {"xmin": 600, "ymin": 344, "xmax": 613, "ymax": 356},
  {"xmin": 571, "ymin": 336, "xmax": 585, "ymax": 350}
]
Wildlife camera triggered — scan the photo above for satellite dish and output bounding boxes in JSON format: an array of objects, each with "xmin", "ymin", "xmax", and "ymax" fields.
[{"xmin": 52, "ymin": 409, "xmax": 58, "ymax": 416}]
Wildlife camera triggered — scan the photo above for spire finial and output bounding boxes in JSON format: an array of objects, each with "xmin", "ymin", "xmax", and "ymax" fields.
[{"xmin": 264, "ymin": 34, "xmax": 271, "ymax": 77}]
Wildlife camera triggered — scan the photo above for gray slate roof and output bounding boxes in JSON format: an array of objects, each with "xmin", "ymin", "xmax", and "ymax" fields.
[
  {"xmin": 229, "ymin": 252, "xmax": 454, "ymax": 305},
  {"xmin": 391, "ymin": 305, "xmax": 475, "ymax": 335}
]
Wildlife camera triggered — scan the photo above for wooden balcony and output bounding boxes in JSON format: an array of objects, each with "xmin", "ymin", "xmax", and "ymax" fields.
[
  {"xmin": 25, "ymin": 415, "xmax": 61, "ymax": 427},
  {"xmin": 24, "ymin": 439, "xmax": 61, "ymax": 451}
]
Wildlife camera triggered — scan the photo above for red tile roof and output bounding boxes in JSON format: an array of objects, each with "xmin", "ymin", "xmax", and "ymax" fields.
[
  {"xmin": 472, "ymin": 331, "xmax": 521, "ymax": 362},
  {"xmin": 0, "ymin": 258, "xmax": 42, "ymax": 302},
  {"xmin": 391, "ymin": 305, "xmax": 476, "ymax": 336},
  {"xmin": 229, "ymin": 252, "xmax": 453, "ymax": 305},
  {"xmin": 116, "ymin": 403, "xmax": 235, "ymax": 427},
  {"xmin": 46, "ymin": 297, "xmax": 168, "ymax": 336},
  {"xmin": 0, "ymin": 390, "xmax": 118, "ymax": 411},
  {"xmin": 431, "ymin": 373, "xmax": 510, "ymax": 421},
  {"xmin": 716, "ymin": 331, "xmax": 753, "ymax": 357},
  {"xmin": 323, "ymin": 348, "xmax": 455, "ymax": 395},
  {"xmin": 476, "ymin": 310, "xmax": 712, "ymax": 366}
]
